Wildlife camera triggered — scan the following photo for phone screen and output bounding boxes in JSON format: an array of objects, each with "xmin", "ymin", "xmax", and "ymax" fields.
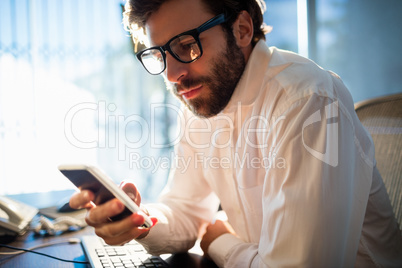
[{"xmin": 60, "ymin": 169, "xmax": 132, "ymax": 221}]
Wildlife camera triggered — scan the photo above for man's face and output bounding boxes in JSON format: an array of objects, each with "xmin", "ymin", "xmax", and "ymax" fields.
[{"xmin": 145, "ymin": 0, "xmax": 246, "ymax": 118}]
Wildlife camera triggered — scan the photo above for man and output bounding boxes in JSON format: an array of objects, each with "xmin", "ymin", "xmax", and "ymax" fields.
[{"xmin": 70, "ymin": 0, "xmax": 402, "ymax": 267}]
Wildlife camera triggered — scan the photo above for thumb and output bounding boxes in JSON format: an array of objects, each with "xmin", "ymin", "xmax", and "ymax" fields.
[{"xmin": 120, "ymin": 181, "xmax": 141, "ymax": 205}]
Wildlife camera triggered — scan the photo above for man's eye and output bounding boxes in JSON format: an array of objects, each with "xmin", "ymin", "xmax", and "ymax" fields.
[
  {"xmin": 173, "ymin": 35, "xmax": 196, "ymax": 51},
  {"xmin": 180, "ymin": 41, "xmax": 197, "ymax": 50}
]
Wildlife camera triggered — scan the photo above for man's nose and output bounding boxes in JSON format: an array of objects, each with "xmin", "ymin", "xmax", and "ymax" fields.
[{"xmin": 164, "ymin": 52, "xmax": 188, "ymax": 83}]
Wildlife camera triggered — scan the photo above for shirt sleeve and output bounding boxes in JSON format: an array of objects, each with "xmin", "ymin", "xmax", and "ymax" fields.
[
  {"xmin": 209, "ymin": 91, "xmax": 375, "ymax": 267},
  {"xmin": 137, "ymin": 109, "xmax": 220, "ymax": 255}
]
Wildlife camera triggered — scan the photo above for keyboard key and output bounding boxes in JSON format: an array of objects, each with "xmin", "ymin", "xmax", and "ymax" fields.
[{"xmin": 81, "ymin": 236, "xmax": 169, "ymax": 268}]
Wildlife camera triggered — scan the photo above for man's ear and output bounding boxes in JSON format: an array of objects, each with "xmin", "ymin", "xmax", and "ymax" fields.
[{"xmin": 232, "ymin": 10, "xmax": 253, "ymax": 48}]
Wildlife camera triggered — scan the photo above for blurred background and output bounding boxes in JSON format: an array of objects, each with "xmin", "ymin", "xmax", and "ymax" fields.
[{"xmin": 0, "ymin": 0, "xmax": 401, "ymax": 202}]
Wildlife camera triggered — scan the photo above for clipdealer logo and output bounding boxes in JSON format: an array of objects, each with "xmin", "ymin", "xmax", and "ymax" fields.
[
  {"xmin": 63, "ymin": 101, "xmax": 286, "ymax": 161},
  {"xmin": 302, "ymin": 101, "xmax": 339, "ymax": 167},
  {"xmin": 63, "ymin": 100, "xmax": 339, "ymax": 168}
]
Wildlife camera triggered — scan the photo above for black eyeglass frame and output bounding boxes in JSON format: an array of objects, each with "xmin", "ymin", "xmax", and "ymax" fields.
[{"xmin": 136, "ymin": 13, "xmax": 227, "ymax": 75}]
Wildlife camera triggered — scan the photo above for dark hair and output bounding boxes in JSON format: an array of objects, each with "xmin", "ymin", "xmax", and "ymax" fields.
[{"xmin": 123, "ymin": 0, "xmax": 269, "ymax": 47}]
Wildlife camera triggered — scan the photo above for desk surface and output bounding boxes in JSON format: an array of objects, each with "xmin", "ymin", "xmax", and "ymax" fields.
[
  {"xmin": 0, "ymin": 227, "xmax": 218, "ymax": 268},
  {"xmin": 0, "ymin": 191, "xmax": 218, "ymax": 268},
  {"xmin": 0, "ymin": 226, "xmax": 91, "ymax": 267}
]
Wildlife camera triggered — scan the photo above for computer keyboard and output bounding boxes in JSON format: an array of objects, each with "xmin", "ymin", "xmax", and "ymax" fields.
[{"xmin": 81, "ymin": 235, "xmax": 169, "ymax": 268}]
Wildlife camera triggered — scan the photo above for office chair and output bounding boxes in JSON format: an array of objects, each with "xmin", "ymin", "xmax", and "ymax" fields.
[{"xmin": 355, "ymin": 92, "xmax": 402, "ymax": 229}]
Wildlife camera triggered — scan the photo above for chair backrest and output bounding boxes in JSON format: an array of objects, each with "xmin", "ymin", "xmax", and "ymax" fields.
[{"xmin": 355, "ymin": 93, "xmax": 402, "ymax": 228}]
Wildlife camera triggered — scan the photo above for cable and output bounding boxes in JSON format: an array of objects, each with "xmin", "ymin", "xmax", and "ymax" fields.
[
  {"xmin": 32, "ymin": 216, "xmax": 87, "ymax": 235},
  {"xmin": 0, "ymin": 238, "xmax": 89, "ymax": 264},
  {"xmin": 0, "ymin": 238, "xmax": 80, "ymax": 255}
]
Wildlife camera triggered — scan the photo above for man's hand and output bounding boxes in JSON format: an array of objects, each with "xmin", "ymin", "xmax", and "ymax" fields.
[
  {"xmin": 200, "ymin": 220, "xmax": 236, "ymax": 259},
  {"xmin": 69, "ymin": 181, "xmax": 157, "ymax": 245}
]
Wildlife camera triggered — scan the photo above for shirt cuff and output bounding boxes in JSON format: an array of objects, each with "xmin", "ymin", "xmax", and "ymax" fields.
[
  {"xmin": 208, "ymin": 233, "xmax": 244, "ymax": 267},
  {"xmin": 134, "ymin": 205, "xmax": 169, "ymax": 255}
]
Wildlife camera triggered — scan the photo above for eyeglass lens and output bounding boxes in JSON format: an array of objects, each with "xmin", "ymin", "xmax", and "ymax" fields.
[
  {"xmin": 140, "ymin": 49, "xmax": 164, "ymax": 75},
  {"xmin": 170, "ymin": 35, "xmax": 201, "ymax": 62},
  {"xmin": 140, "ymin": 34, "xmax": 201, "ymax": 74}
]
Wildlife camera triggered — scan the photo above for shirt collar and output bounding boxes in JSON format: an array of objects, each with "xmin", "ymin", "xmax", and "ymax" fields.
[{"xmin": 221, "ymin": 40, "xmax": 272, "ymax": 114}]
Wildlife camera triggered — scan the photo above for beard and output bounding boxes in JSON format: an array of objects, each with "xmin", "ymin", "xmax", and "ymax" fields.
[{"xmin": 169, "ymin": 33, "xmax": 246, "ymax": 118}]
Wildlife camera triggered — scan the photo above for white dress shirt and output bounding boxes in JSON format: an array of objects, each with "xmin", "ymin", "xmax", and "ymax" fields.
[{"xmin": 139, "ymin": 41, "xmax": 402, "ymax": 267}]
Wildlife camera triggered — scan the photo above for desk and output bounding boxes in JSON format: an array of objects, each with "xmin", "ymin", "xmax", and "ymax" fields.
[
  {"xmin": 0, "ymin": 226, "xmax": 218, "ymax": 268},
  {"xmin": 0, "ymin": 191, "xmax": 218, "ymax": 268},
  {"xmin": 0, "ymin": 225, "xmax": 90, "ymax": 267}
]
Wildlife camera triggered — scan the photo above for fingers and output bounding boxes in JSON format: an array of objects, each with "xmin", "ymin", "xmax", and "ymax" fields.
[
  {"xmin": 94, "ymin": 214, "xmax": 158, "ymax": 245},
  {"xmin": 69, "ymin": 190, "xmax": 95, "ymax": 209},
  {"xmin": 84, "ymin": 198, "xmax": 158, "ymax": 244},
  {"xmin": 85, "ymin": 198, "xmax": 125, "ymax": 226},
  {"xmin": 70, "ymin": 181, "xmax": 154, "ymax": 246},
  {"xmin": 94, "ymin": 213, "xmax": 142, "ymax": 243}
]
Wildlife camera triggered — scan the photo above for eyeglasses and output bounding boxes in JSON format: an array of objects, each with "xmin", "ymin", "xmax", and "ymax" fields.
[{"xmin": 136, "ymin": 14, "xmax": 227, "ymax": 75}]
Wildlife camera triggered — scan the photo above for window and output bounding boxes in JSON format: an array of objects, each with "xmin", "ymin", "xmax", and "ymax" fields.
[
  {"xmin": 311, "ymin": 0, "xmax": 402, "ymax": 102},
  {"xmin": 264, "ymin": 0, "xmax": 298, "ymax": 52},
  {"xmin": 2, "ymin": 0, "xmax": 399, "ymax": 200},
  {"xmin": 0, "ymin": 0, "xmax": 174, "ymax": 201}
]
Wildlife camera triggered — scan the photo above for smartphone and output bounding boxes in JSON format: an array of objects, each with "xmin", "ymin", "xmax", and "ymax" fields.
[{"xmin": 58, "ymin": 164, "xmax": 152, "ymax": 228}]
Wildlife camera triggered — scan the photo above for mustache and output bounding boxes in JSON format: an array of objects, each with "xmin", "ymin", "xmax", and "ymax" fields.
[{"xmin": 174, "ymin": 77, "xmax": 211, "ymax": 94}]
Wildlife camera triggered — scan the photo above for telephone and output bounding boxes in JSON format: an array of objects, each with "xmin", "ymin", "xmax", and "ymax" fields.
[{"xmin": 0, "ymin": 196, "xmax": 38, "ymax": 236}]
